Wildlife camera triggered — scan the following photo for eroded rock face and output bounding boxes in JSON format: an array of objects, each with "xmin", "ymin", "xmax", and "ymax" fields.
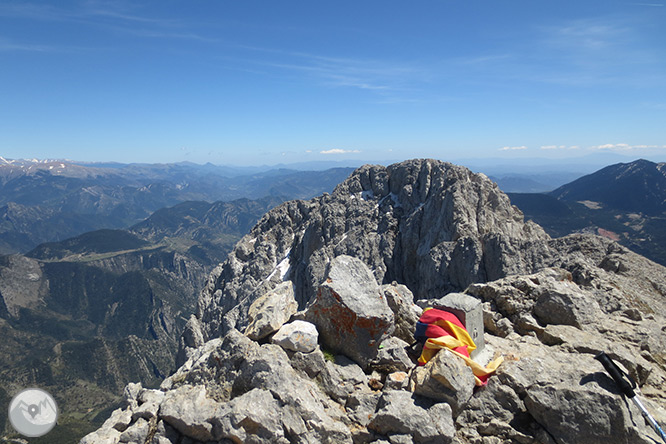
[
  {"xmin": 196, "ymin": 159, "xmax": 552, "ymax": 343},
  {"xmin": 83, "ymin": 160, "xmax": 666, "ymax": 444}
]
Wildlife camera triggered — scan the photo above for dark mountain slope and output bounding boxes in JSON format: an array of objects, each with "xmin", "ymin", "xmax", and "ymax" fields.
[
  {"xmin": 550, "ymin": 159, "xmax": 666, "ymax": 215},
  {"xmin": 509, "ymin": 159, "xmax": 666, "ymax": 265}
]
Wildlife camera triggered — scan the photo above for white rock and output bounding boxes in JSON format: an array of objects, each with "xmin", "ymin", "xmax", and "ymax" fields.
[{"xmin": 272, "ymin": 320, "xmax": 319, "ymax": 353}]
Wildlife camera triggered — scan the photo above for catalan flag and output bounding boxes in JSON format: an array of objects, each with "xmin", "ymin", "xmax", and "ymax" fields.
[{"xmin": 415, "ymin": 307, "xmax": 502, "ymax": 386}]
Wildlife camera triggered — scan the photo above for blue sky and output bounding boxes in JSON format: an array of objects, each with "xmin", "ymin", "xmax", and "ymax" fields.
[{"xmin": 1, "ymin": 0, "xmax": 665, "ymax": 165}]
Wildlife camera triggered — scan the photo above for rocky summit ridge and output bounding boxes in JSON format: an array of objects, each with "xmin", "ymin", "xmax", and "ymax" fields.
[{"xmin": 82, "ymin": 159, "xmax": 666, "ymax": 444}]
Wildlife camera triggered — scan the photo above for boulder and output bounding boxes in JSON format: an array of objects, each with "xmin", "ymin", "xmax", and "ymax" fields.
[
  {"xmin": 211, "ymin": 388, "xmax": 287, "ymax": 443},
  {"xmin": 159, "ymin": 385, "xmax": 221, "ymax": 442},
  {"xmin": 368, "ymin": 390, "xmax": 455, "ymax": 443},
  {"xmin": 306, "ymin": 255, "xmax": 395, "ymax": 368},
  {"xmin": 118, "ymin": 417, "xmax": 150, "ymax": 443},
  {"xmin": 132, "ymin": 389, "xmax": 165, "ymax": 421},
  {"xmin": 289, "ymin": 346, "xmax": 327, "ymax": 378},
  {"xmin": 318, "ymin": 355, "xmax": 369, "ymax": 403},
  {"xmin": 385, "ymin": 372, "xmax": 409, "ymax": 390},
  {"xmin": 410, "ymin": 348, "xmax": 475, "ymax": 415},
  {"xmin": 100, "ymin": 407, "xmax": 133, "ymax": 432},
  {"xmin": 373, "ymin": 336, "xmax": 415, "ymax": 373},
  {"xmin": 382, "ymin": 283, "xmax": 421, "ymax": 344},
  {"xmin": 245, "ymin": 281, "xmax": 298, "ymax": 340},
  {"xmin": 272, "ymin": 319, "xmax": 319, "ymax": 353},
  {"xmin": 80, "ymin": 427, "xmax": 122, "ymax": 444},
  {"xmin": 532, "ymin": 279, "xmax": 600, "ymax": 328},
  {"xmin": 525, "ymin": 384, "xmax": 653, "ymax": 444}
]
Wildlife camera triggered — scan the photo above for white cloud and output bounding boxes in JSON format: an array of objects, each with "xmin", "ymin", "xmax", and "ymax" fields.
[
  {"xmin": 499, "ymin": 146, "xmax": 528, "ymax": 151},
  {"xmin": 591, "ymin": 143, "xmax": 666, "ymax": 151},
  {"xmin": 320, "ymin": 149, "xmax": 361, "ymax": 155}
]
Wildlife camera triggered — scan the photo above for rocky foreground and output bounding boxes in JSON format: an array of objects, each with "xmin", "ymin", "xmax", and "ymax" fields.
[{"xmin": 82, "ymin": 159, "xmax": 666, "ymax": 444}]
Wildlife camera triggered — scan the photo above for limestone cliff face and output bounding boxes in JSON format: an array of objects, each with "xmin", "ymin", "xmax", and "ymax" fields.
[{"xmin": 196, "ymin": 159, "xmax": 551, "ymax": 343}]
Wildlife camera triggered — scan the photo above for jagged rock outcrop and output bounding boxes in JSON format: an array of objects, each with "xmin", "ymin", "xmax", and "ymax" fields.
[
  {"xmin": 195, "ymin": 159, "xmax": 551, "ymax": 344},
  {"xmin": 83, "ymin": 159, "xmax": 666, "ymax": 444}
]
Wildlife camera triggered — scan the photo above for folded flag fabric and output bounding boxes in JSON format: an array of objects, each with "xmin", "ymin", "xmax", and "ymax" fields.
[{"xmin": 415, "ymin": 307, "xmax": 503, "ymax": 386}]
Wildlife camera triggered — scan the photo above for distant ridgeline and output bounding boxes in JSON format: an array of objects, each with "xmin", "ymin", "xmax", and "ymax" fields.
[{"xmin": 0, "ymin": 158, "xmax": 354, "ymax": 254}]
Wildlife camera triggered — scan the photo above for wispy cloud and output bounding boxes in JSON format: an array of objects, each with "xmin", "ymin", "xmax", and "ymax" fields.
[
  {"xmin": 591, "ymin": 143, "xmax": 666, "ymax": 151},
  {"xmin": 499, "ymin": 146, "xmax": 528, "ymax": 151},
  {"xmin": 527, "ymin": 16, "xmax": 664, "ymax": 87},
  {"xmin": 0, "ymin": 38, "xmax": 50, "ymax": 52},
  {"xmin": 230, "ymin": 44, "xmax": 428, "ymax": 97},
  {"xmin": 320, "ymin": 149, "xmax": 361, "ymax": 155},
  {"xmin": 0, "ymin": 1, "xmax": 210, "ymax": 42}
]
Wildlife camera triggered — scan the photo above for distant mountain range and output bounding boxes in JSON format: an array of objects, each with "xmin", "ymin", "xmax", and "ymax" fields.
[
  {"xmin": 509, "ymin": 159, "xmax": 666, "ymax": 265},
  {"xmin": 0, "ymin": 158, "xmax": 354, "ymax": 254}
]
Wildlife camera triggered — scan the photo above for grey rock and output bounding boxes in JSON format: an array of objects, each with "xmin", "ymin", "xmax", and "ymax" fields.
[
  {"xmin": 272, "ymin": 319, "xmax": 319, "ymax": 353},
  {"xmin": 532, "ymin": 279, "xmax": 600, "ymax": 328},
  {"xmin": 346, "ymin": 392, "xmax": 381, "ymax": 427},
  {"xmin": 245, "ymin": 281, "xmax": 298, "ymax": 340},
  {"xmin": 306, "ymin": 255, "xmax": 395, "ymax": 368},
  {"xmin": 119, "ymin": 417, "xmax": 150, "ymax": 443},
  {"xmin": 101, "ymin": 407, "xmax": 134, "ymax": 432},
  {"xmin": 318, "ymin": 355, "xmax": 369, "ymax": 403},
  {"xmin": 159, "ymin": 385, "xmax": 221, "ymax": 442},
  {"xmin": 210, "ymin": 330, "xmax": 353, "ymax": 443},
  {"xmin": 410, "ymin": 348, "xmax": 475, "ymax": 415},
  {"xmin": 368, "ymin": 390, "xmax": 455, "ymax": 443},
  {"xmin": 151, "ymin": 420, "xmax": 180, "ymax": 444},
  {"xmin": 86, "ymin": 160, "xmax": 666, "ymax": 444},
  {"xmin": 525, "ymin": 384, "xmax": 653, "ymax": 444},
  {"xmin": 177, "ymin": 315, "xmax": 205, "ymax": 366},
  {"xmin": 384, "ymin": 372, "xmax": 409, "ymax": 391},
  {"xmin": 211, "ymin": 388, "xmax": 287, "ymax": 443},
  {"xmin": 197, "ymin": 160, "xmax": 551, "ymax": 343},
  {"xmin": 382, "ymin": 283, "xmax": 422, "ymax": 344},
  {"xmin": 290, "ymin": 346, "xmax": 327, "ymax": 378},
  {"xmin": 388, "ymin": 435, "xmax": 414, "ymax": 444},
  {"xmin": 123, "ymin": 382, "xmax": 143, "ymax": 410},
  {"xmin": 133, "ymin": 389, "xmax": 165, "ymax": 420},
  {"xmin": 373, "ymin": 337, "xmax": 414, "ymax": 373},
  {"xmin": 459, "ymin": 333, "xmax": 666, "ymax": 444},
  {"xmin": 80, "ymin": 427, "xmax": 122, "ymax": 444}
]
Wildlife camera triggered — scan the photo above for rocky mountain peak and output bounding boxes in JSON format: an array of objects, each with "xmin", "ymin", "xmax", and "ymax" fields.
[{"xmin": 193, "ymin": 159, "xmax": 551, "ymax": 343}]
